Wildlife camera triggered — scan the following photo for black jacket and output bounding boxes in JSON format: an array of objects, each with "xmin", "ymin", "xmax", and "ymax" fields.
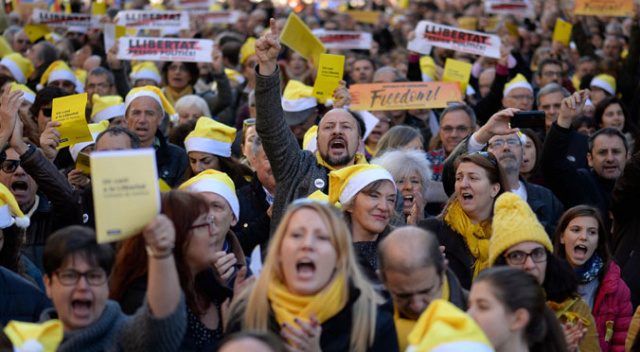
[
  {"xmin": 232, "ymin": 174, "xmax": 271, "ymax": 256},
  {"xmin": 0, "ymin": 266, "xmax": 52, "ymax": 325},
  {"xmin": 155, "ymin": 129, "xmax": 189, "ymax": 188},
  {"xmin": 226, "ymin": 284, "xmax": 399, "ymax": 352}
]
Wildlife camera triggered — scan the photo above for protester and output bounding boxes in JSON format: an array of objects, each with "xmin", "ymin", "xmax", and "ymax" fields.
[
  {"xmin": 593, "ymin": 96, "xmax": 640, "ymax": 154},
  {"xmin": 375, "ymin": 125, "xmax": 424, "ymax": 156}
]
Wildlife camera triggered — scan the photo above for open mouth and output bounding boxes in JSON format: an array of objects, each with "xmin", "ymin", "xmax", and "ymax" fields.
[
  {"xmin": 296, "ymin": 259, "xmax": 316, "ymax": 279},
  {"xmin": 11, "ymin": 180, "xmax": 28, "ymax": 192},
  {"xmin": 71, "ymin": 299, "xmax": 93, "ymax": 316},
  {"xmin": 574, "ymin": 245, "xmax": 587, "ymax": 257},
  {"xmin": 329, "ymin": 138, "xmax": 346, "ymax": 153},
  {"xmin": 461, "ymin": 192, "xmax": 473, "ymax": 201}
]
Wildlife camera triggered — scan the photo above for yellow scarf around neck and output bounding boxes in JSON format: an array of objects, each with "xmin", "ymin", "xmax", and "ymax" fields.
[
  {"xmin": 315, "ymin": 152, "xmax": 367, "ymax": 171},
  {"xmin": 268, "ymin": 273, "xmax": 347, "ymax": 329},
  {"xmin": 164, "ymin": 85, "xmax": 194, "ymax": 106},
  {"xmin": 445, "ymin": 199, "xmax": 492, "ymax": 279}
]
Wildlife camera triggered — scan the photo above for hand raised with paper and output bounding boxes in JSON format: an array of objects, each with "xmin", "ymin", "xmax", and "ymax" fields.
[
  {"xmin": 39, "ymin": 121, "xmax": 62, "ymax": 161},
  {"xmin": 332, "ymin": 81, "xmax": 351, "ymax": 109},
  {"xmin": 255, "ymin": 18, "xmax": 281, "ymax": 76},
  {"xmin": 107, "ymin": 41, "xmax": 122, "ymax": 70},
  {"xmin": 143, "ymin": 214, "xmax": 176, "ymax": 259},
  {"xmin": 558, "ymin": 89, "xmax": 590, "ymax": 129}
]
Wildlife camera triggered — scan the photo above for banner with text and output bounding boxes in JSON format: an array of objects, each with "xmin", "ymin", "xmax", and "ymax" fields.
[
  {"xmin": 349, "ymin": 81, "xmax": 462, "ymax": 111},
  {"xmin": 485, "ymin": 0, "xmax": 535, "ymax": 17},
  {"xmin": 312, "ymin": 29, "xmax": 372, "ymax": 50},
  {"xmin": 116, "ymin": 10, "xmax": 190, "ymax": 30},
  {"xmin": 409, "ymin": 21, "xmax": 501, "ymax": 59},
  {"xmin": 573, "ymin": 0, "xmax": 634, "ymax": 17},
  {"xmin": 189, "ymin": 10, "xmax": 240, "ymax": 25},
  {"xmin": 32, "ymin": 9, "xmax": 101, "ymax": 28},
  {"xmin": 178, "ymin": 0, "xmax": 213, "ymax": 9},
  {"xmin": 117, "ymin": 37, "xmax": 213, "ymax": 62}
]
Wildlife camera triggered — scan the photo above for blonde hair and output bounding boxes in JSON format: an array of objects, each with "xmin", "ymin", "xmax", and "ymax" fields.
[{"xmin": 229, "ymin": 201, "xmax": 383, "ymax": 352}]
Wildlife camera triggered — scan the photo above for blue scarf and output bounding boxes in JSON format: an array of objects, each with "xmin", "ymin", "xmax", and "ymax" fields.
[{"xmin": 574, "ymin": 254, "xmax": 604, "ymax": 283}]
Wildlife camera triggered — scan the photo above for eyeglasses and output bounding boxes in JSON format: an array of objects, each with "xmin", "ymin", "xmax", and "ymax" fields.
[
  {"xmin": 54, "ymin": 269, "xmax": 108, "ymax": 286},
  {"xmin": 508, "ymin": 94, "xmax": 534, "ymax": 101},
  {"xmin": 471, "ymin": 151, "xmax": 497, "ymax": 167},
  {"xmin": 0, "ymin": 159, "xmax": 20, "ymax": 173},
  {"xmin": 488, "ymin": 138, "xmax": 521, "ymax": 149},
  {"xmin": 542, "ymin": 71, "xmax": 562, "ymax": 77},
  {"xmin": 503, "ymin": 247, "xmax": 547, "ymax": 265},
  {"xmin": 190, "ymin": 214, "xmax": 215, "ymax": 232},
  {"xmin": 41, "ymin": 108, "xmax": 52, "ymax": 117},
  {"xmin": 441, "ymin": 125, "xmax": 471, "ymax": 134}
]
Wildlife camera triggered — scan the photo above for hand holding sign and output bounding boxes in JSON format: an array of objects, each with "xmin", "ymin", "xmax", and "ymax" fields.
[{"xmin": 255, "ymin": 18, "xmax": 281, "ymax": 76}]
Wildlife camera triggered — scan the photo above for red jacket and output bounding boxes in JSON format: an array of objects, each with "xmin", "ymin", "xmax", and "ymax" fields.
[{"xmin": 593, "ymin": 262, "xmax": 633, "ymax": 352}]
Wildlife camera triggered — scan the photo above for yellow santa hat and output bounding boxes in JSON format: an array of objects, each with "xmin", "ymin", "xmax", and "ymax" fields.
[
  {"xmin": 503, "ymin": 73, "xmax": 533, "ymax": 96},
  {"xmin": 240, "ymin": 37, "xmax": 256, "ymax": 65},
  {"xmin": 124, "ymin": 85, "xmax": 175, "ymax": 116},
  {"xmin": 40, "ymin": 60, "xmax": 78, "ymax": 88},
  {"xmin": 590, "ymin": 74, "xmax": 616, "ymax": 96},
  {"xmin": 179, "ymin": 170, "xmax": 239, "ymax": 220},
  {"xmin": 303, "ymin": 125, "xmax": 318, "ymax": 152},
  {"xmin": 3, "ymin": 320, "xmax": 63, "ymax": 352},
  {"xmin": 0, "ymin": 53, "xmax": 34, "ymax": 83},
  {"xmin": 184, "ymin": 117, "xmax": 237, "ymax": 157},
  {"xmin": 224, "ymin": 68, "xmax": 246, "ymax": 85},
  {"xmin": 69, "ymin": 120, "xmax": 110, "ymax": 162},
  {"xmin": 91, "ymin": 95, "xmax": 126, "ymax": 123},
  {"xmin": 0, "ymin": 183, "xmax": 30, "ymax": 228},
  {"xmin": 328, "ymin": 164, "xmax": 395, "ymax": 204},
  {"xmin": 282, "ymin": 80, "xmax": 317, "ymax": 126},
  {"xmin": 405, "ymin": 299, "xmax": 493, "ymax": 352},
  {"xmin": 489, "ymin": 192, "xmax": 552, "ymax": 265},
  {"xmin": 9, "ymin": 82, "xmax": 36, "ymax": 104},
  {"xmin": 130, "ymin": 61, "xmax": 162, "ymax": 85}
]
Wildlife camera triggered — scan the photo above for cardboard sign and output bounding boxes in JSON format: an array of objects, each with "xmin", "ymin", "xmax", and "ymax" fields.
[
  {"xmin": 116, "ymin": 10, "xmax": 190, "ymax": 30},
  {"xmin": 442, "ymin": 58, "xmax": 472, "ymax": 94},
  {"xmin": 311, "ymin": 29, "xmax": 372, "ymax": 50},
  {"xmin": 280, "ymin": 12, "xmax": 326, "ymax": 68},
  {"xmin": 52, "ymin": 93, "xmax": 92, "ymax": 149},
  {"xmin": 190, "ymin": 10, "xmax": 240, "ymax": 25},
  {"xmin": 409, "ymin": 21, "xmax": 502, "ymax": 59},
  {"xmin": 552, "ymin": 18, "xmax": 573, "ymax": 46},
  {"xmin": 91, "ymin": 149, "xmax": 160, "ymax": 244},
  {"xmin": 103, "ymin": 24, "xmax": 126, "ymax": 53},
  {"xmin": 76, "ymin": 152, "xmax": 91, "ymax": 175},
  {"xmin": 485, "ymin": 0, "xmax": 535, "ymax": 17},
  {"xmin": 312, "ymin": 53, "xmax": 345, "ymax": 99},
  {"xmin": 32, "ymin": 9, "xmax": 101, "ymax": 28},
  {"xmin": 117, "ymin": 37, "xmax": 214, "ymax": 63},
  {"xmin": 573, "ymin": 0, "xmax": 634, "ymax": 17},
  {"xmin": 349, "ymin": 81, "xmax": 462, "ymax": 111},
  {"xmin": 345, "ymin": 10, "xmax": 380, "ymax": 24}
]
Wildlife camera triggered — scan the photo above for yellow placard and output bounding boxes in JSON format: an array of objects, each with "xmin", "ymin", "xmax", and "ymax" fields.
[
  {"xmin": 279, "ymin": 12, "xmax": 326, "ymax": 68},
  {"xmin": 345, "ymin": 10, "xmax": 380, "ymax": 24},
  {"xmin": 552, "ymin": 18, "xmax": 573, "ymax": 46},
  {"xmin": 158, "ymin": 178, "xmax": 171, "ymax": 192},
  {"xmin": 91, "ymin": 2, "xmax": 107, "ymax": 15},
  {"xmin": 349, "ymin": 81, "xmax": 462, "ymax": 111},
  {"xmin": 52, "ymin": 93, "xmax": 92, "ymax": 149},
  {"xmin": 24, "ymin": 24, "xmax": 51, "ymax": 43},
  {"xmin": 76, "ymin": 152, "xmax": 91, "ymax": 175},
  {"xmin": 505, "ymin": 22, "xmax": 520, "ymax": 37},
  {"xmin": 91, "ymin": 149, "xmax": 160, "ymax": 243},
  {"xmin": 573, "ymin": 0, "xmax": 634, "ymax": 17},
  {"xmin": 442, "ymin": 58, "xmax": 472, "ymax": 94},
  {"xmin": 485, "ymin": 17, "xmax": 500, "ymax": 33},
  {"xmin": 457, "ymin": 17, "xmax": 478, "ymax": 31},
  {"xmin": 312, "ymin": 53, "xmax": 345, "ymax": 99}
]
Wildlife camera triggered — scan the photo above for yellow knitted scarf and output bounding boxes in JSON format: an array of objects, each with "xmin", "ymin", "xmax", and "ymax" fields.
[
  {"xmin": 164, "ymin": 85, "xmax": 193, "ymax": 107},
  {"xmin": 315, "ymin": 152, "xmax": 367, "ymax": 171},
  {"xmin": 444, "ymin": 199, "xmax": 492, "ymax": 280},
  {"xmin": 268, "ymin": 273, "xmax": 347, "ymax": 329}
]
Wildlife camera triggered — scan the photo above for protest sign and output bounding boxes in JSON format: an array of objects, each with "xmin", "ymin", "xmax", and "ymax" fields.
[
  {"xmin": 51, "ymin": 93, "xmax": 92, "ymax": 149},
  {"xmin": 24, "ymin": 24, "xmax": 51, "ymax": 43},
  {"xmin": 573, "ymin": 0, "xmax": 634, "ymax": 17},
  {"xmin": 76, "ymin": 152, "xmax": 91, "ymax": 175},
  {"xmin": 349, "ymin": 81, "xmax": 462, "ymax": 111},
  {"xmin": 190, "ymin": 10, "xmax": 240, "ymax": 25},
  {"xmin": 16, "ymin": 1, "xmax": 47, "ymax": 17},
  {"xmin": 505, "ymin": 22, "xmax": 520, "ymax": 37},
  {"xmin": 117, "ymin": 37, "xmax": 214, "ymax": 63},
  {"xmin": 485, "ymin": 0, "xmax": 535, "ymax": 17},
  {"xmin": 443, "ymin": 58, "xmax": 472, "ymax": 94},
  {"xmin": 178, "ymin": 0, "xmax": 213, "ymax": 9},
  {"xmin": 409, "ymin": 21, "xmax": 501, "ymax": 58},
  {"xmin": 312, "ymin": 53, "xmax": 345, "ymax": 99},
  {"xmin": 312, "ymin": 29, "xmax": 372, "ymax": 50},
  {"xmin": 91, "ymin": 2, "xmax": 106, "ymax": 15},
  {"xmin": 103, "ymin": 24, "xmax": 126, "ymax": 53},
  {"xmin": 32, "ymin": 8, "xmax": 101, "ymax": 28},
  {"xmin": 280, "ymin": 12, "xmax": 325, "ymax": 68},
  {"xmin": 91, "ymin": 149, "xmax": 160, "ymax": 244},
  {"xmin": 116, "ymin": 10, "xmax": 190, "ymax": 30},
  {"xmin": 552, "ymin": 18, "xmax": 572, "ymax": 46},
  {"xmin": 457, "ymin": 17, "xmax": 478, "ymax": 31},
  {"xmin": 345, "ymin": 10, "xmax": 380, "ymax": 24}
]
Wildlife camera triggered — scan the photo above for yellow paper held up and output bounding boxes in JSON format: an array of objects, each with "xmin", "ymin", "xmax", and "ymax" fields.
[
  {"xmin": 312, "ymin": 53, "xmax": 344, "ymax": 99},
  {"xmin": 52, "ymin": 93, "xmax": 92, "ymax": 149},
  {"xmin": 158, "ymin": 178, "xmax": 171, "ymax": 192},
  {"xmin": 76, "ymin": 152, "xmax": 91, "ymax": 175},
  {"xmin": 552, "ymin": 18, "xmax": 572, "ymax": 46},
  {"xmin": 24, "ymin": 24, "xmax": 51, "ymax": 43},
  {"xmin": 457, "ymin": 17, "xmax": 478, "ymax": 31},
  {"xmin": 92, "ymin": 2, "xmax": 107, "ymax": 15},
  {"xmin": 91, "ymin": 149, "xmax": 160, "ymax": 243},
  {"xmin": 344, "ymin": 10, "xmax": 380, "ymax": 25},
  {"xmin": 442, "ymin": 58, "xmax": 472, "ymax": 94},
  {"xmin": 279, "ymin": 12, "xmax": 326, "ymax": 68},
  {"xmin": 505, "ymin": 22, "xmax": 520, "ymax": 37}
]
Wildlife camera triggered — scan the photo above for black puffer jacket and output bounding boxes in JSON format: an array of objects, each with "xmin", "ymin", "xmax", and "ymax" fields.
[{"xmin": 155, "ymin": 129, "xmax": 188, "ymax": 188}]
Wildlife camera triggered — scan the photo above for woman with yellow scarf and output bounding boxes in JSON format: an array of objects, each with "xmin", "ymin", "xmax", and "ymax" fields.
[
  {"xmin": 419, "ymin": 151, "xmax": 510, "ymax": 290},
  {"xmin": 225, "ymin": 200, "xmax": 399, "ymax": 352}
]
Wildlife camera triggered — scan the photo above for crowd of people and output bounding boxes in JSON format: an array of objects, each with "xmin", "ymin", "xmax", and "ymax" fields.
[{"xmin": 1, "ymin": 0, "xmax": 640, "ymax": 351}]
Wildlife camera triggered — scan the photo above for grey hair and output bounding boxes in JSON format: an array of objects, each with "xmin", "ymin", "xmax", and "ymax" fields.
[
  {"xmin": 88, "ymin": 66, "xmax": 115, "ymax": 86},
  {"xmin": 439, "ymin": 103, "xmax": 476, "ymax": 127},
  {"xmin": 174, "ymin": 94, "xmax": 212, "ymax": 118},
  {"xmin": 373, "ymin": 66, "xmax": 402, "ymax": 82},
  {"xmin": 3, "ymin": 26, "xmax": 22, "ymax": 43},
  {"xmin": 536, "ymin": 83, "xmax": 570, "ymax": 107},
  {"xmin": 371, "ymin": 149, "xmax": 431, "ymax": 200}
]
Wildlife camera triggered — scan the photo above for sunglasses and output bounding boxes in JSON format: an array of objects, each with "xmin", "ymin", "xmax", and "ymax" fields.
[{"xmin": 471, "ymin": 151, "xmax": 498, "ymax": 167}]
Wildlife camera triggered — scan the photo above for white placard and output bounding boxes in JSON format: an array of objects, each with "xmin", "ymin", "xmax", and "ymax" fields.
[
  {"xmin": 409, "ymin": 21, "xmax": 501, "ymax": 59},
  {"xmin": 311, "ymin": 29, "xmax": 372, "ymax": 50},
  {"xmin": 189, "ymin": 10, "xmax": 240, "ymax": 25},
  {"xmin": 32, "ymin": 8, "xmax": 101, "ymax": 28},
  {"xmin": 116, "ymin": 10, "xmax": 190, "ymax": 30},
  {"xmin": 117, "ymin": 37, "xmax": 213, "ymax": 63},
  {"xmin": 485, "ymin": 0, "xmax": 535, "ymax": 17},
  {"xmin": 178, "ymin": 0, "xmax": 213, "ymax": 9}
]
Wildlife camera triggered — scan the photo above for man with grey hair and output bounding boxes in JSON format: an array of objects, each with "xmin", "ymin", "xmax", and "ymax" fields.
[
  {"xmin": 7, "ymin": 28, "xmax": 31, "ymax": 55},
  {"xmin": 85, "ymin": 66, "xmax": 116, "ymax": 108},
  {"xmin": 373, "ymin": 66, "xmax": 402, "ymax": 83}
]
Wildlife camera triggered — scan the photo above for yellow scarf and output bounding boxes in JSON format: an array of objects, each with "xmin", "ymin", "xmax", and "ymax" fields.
[
  {"xmin": 268, "ymin": 273, "xmax": 347, "ymax": 329},
  {"xmin": 445, "ymin": 199, "xmax": 492, "ymax": 280},
  {"xmin": 164, "ymin": 85, "xmax": 194, "ymax": 107},
  {"xmin": 365, "ymin": 144, "xmax": 375, "ymax": 157},
  {"xmin": 315, "ymin": 151, "xmax": 368, "ymax": 171}
]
